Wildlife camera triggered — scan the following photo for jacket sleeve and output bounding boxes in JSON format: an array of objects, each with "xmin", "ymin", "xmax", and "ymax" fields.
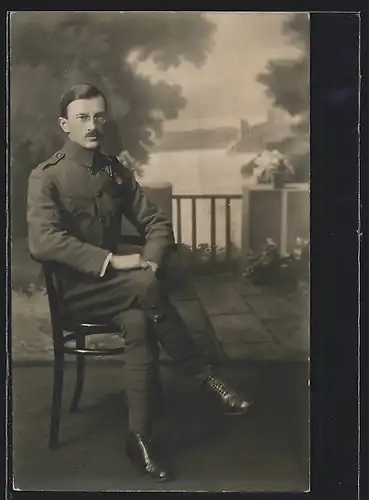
[
  {"xmin": 27, "ymin": 169, "xmax": 110, "ymax": 276},
  {"xmin": 123, "ymin": 175, "xmax": 175, "ymax": 267}
]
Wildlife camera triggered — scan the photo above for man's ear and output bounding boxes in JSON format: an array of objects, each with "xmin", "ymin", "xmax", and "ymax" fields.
[{"xmin": 58, "ymin": 117, "xmax": 69, "ymax": 134}]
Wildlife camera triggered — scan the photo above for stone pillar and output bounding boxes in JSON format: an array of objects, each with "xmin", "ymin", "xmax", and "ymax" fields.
[
  {"xmin": 241, "ymin": 183, "xmax": 309, "ymax": 263},
  {"xmin": 240, "ymin": 184, "xmax": 251, "ymax": 267}
]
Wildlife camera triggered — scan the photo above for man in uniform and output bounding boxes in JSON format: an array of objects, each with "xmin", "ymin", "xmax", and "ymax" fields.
[{"xmin": 27, "ymin": 83, "xmax": 253, "ymax": 482}]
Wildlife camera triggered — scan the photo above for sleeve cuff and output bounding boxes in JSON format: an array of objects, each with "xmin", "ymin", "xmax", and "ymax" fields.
[{"xmin": 99, "ymin": 252, "xmax": 113, "ymax": 277}]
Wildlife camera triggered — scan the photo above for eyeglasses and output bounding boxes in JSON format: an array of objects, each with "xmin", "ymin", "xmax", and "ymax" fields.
[{"xmin": 75, "ymin": 114, "xmax": 107, "ymax": 125}]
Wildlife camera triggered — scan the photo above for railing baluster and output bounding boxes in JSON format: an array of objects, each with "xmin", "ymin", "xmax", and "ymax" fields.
[
  {"xmin": 176, "ymin": 197, "xmax": 182, "ymax": 245},
  {"xmin": 191, "ymin": 198, "xmax": 197, "ymax": 254},
  {"xmin": 172, "ymin": 194, "xmax": 240, "ymax": 269},
  {"xmin": 210, "ymin": 197, "xmax": 216, "ymax": 264},
  {"xmin": 225, "ymin": 197, "xmax": 231, "ymax": 263}
]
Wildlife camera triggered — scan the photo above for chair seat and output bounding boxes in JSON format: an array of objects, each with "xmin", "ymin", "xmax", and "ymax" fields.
[
  {"xmin": 61, "ymin": 319, "xmax": 126, "ymax": 356},
  {"xmin": 63, "ymin": 331, "xmax": 127, "ymax": 356},
  {"xmin": 62, "ymin": 319, "xmax": 121, "ymax": 335}
]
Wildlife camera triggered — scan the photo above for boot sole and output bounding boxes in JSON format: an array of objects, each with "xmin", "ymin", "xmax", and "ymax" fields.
[
  {"xmin": 223, "ymin": 401, "xmax": 255, "ymax": 416},
  {"xmin": 126, "ymin": 449, "xmax": 174, "ymax": 482}
]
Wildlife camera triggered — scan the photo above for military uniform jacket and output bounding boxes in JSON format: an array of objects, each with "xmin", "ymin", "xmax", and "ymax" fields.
[{"xmin": 27, "ymin": 139, "xmax": 175, "ymax": 281}]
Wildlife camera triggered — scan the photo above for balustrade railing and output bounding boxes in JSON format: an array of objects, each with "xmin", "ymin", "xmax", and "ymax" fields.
[{"xmin": 172, "ymin": 194, "xmax": 242, "ymax": 266}]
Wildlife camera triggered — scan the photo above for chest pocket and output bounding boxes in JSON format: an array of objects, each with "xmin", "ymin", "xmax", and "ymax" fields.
[
  {"xmin": 60, "ymin": 196, "xmax": 96, "ymax": 218},
  {"xmin": 60, "ymin": 196, "xmax": 97, "ymax": 236},
  {"xmin": 99, "ymin": 180, "xmax": 124, "ymax": 217},
  {"xmin": 104, "ymin": 195, "xmax": 122, "ymax": 216}
]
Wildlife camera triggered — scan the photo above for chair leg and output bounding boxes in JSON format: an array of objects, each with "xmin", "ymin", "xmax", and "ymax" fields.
[
  {"xmin": 70, "ymin": 329, "xmax": 86, "ymax": 413},
  {"xmin": 49, "ymin": 353, "xmax": 64, "ymax": 450},
  {"xmin": 70, "ymin": 354, "xmax": 86, "ymax": 413}
]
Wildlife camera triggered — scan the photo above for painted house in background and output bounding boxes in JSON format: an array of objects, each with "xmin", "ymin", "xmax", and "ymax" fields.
[{"xmin": 135, "ymin": 109, "xmax": 309, "ymax": 256}]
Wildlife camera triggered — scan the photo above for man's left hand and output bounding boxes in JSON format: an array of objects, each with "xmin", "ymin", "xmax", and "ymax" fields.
[{"xmin": 145, "ymin": 260, "xmax": 159, "ymax": 274}]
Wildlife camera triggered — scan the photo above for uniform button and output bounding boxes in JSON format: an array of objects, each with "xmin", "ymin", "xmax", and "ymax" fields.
[
  {"xmin": 153, "ymin": 313, "xmax": 164, "ymax": 323},
  {"xmin": 96, "ymin": 190, "xmax": 103, "ymax": 198},
  {"xmin": 99, "ymin": 216, "xmax": 106, "ymax": 223}
]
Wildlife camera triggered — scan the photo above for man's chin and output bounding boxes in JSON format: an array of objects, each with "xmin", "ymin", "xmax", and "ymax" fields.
[{"xmin": 84, "ymin": 139, "xmax": 100, "ymax": 149}]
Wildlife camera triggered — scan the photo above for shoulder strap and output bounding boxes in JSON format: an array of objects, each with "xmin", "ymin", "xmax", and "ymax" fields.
[{"xmin": 38, "ymin": 151, "xmax": 65, "ymax": 171}]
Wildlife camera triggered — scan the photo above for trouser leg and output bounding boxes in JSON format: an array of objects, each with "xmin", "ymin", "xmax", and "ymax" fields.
[
  {"xmin": 113, "ymin": 309, "xmax": 157, "ymax": 436},
  {"xmin": 151, "ymin": 298, "xmax": 210, "ymax": 379},
  {"xmin": 136, "ymin": 269, "xmax": 211, "ymax": 381}
]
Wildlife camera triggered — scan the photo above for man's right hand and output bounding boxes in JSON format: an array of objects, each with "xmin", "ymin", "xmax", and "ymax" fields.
[{"xmin": 109, "ymin": 253, "xmax": 149, "ymax": 271}]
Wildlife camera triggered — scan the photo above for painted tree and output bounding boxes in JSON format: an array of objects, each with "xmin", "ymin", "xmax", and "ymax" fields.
[
  {"xmin": 10, "ymin": 12, "xmax": 216, "ymax": 237},
  {"xmin": 256, "ymin": 13, "xmax": 310, "ymax": 181}
]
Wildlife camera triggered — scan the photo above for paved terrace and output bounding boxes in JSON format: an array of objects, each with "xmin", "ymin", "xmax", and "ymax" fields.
[
  {"xmin": 11, "ymin": 270, "xmax": 309, "ymax": 365},
  {"xmin": 168, "ymin": 272, "xmax": 309, "ymax": 364},
  {"xmin": 11, "ymin": 270, "xmax": 310, "ymax": 491}
]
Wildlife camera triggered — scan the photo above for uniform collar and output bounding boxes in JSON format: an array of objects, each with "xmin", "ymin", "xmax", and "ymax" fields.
[{"xmin": 62, "ymin": 139, "xmax": 102, "ymax": 167}]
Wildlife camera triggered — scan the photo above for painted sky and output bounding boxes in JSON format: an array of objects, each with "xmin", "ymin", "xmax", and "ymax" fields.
[{"xmin": 134, "ymin": 12, "xmax": 304, "ymax": 130}]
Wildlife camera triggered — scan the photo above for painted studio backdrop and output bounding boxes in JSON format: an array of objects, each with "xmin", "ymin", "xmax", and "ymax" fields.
[{"xmin": 10, "ymin": 11, "xmax": 310, "ymax": 492}]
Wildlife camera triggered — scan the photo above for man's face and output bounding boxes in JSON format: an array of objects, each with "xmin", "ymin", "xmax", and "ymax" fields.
[{"xmin": 58, "ymin": 96, "xmax": 107, "ymax": 149}]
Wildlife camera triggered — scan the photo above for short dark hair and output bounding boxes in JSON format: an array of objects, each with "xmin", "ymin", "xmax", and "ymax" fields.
[{"xmin": 59, "ymin": 83, "xmax": 107, "ymax": 118}]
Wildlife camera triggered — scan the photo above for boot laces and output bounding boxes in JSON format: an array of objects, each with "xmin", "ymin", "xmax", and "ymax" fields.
[{"xmin": 208, "ymin": 376, "xmax": 230, "ymax": 398}]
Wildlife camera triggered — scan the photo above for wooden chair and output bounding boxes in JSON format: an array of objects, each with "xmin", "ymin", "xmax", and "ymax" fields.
[{"xmin": 41, "ymin": 235, "xmax": 172, "ymax": 450}]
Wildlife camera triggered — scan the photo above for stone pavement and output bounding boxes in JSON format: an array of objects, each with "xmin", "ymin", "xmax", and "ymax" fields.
[
  {"xmin": 11, "ymin": 362, "xmax": 309, "ymax": 491},
  {"xmin": 11, "ymin": 272, "xmax": 309, "ymax": 365},
  {"xmin": 10, "ymin": 272, "xmax": 310, "ymax": 491},
  {"xmin": 176, "ymin": 274, "xmax": 310, "ymax": 363}
]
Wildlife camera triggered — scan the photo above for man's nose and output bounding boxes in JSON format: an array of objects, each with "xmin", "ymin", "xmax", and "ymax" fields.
[{"xmin": 87, "ymin": 119, "xmax": 97, "ymax": 131}]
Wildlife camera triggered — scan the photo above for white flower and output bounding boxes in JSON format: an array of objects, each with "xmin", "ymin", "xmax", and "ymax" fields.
[{"xmin": 252, "ymin": 148, "xmax": 294, "ymax": 181}]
